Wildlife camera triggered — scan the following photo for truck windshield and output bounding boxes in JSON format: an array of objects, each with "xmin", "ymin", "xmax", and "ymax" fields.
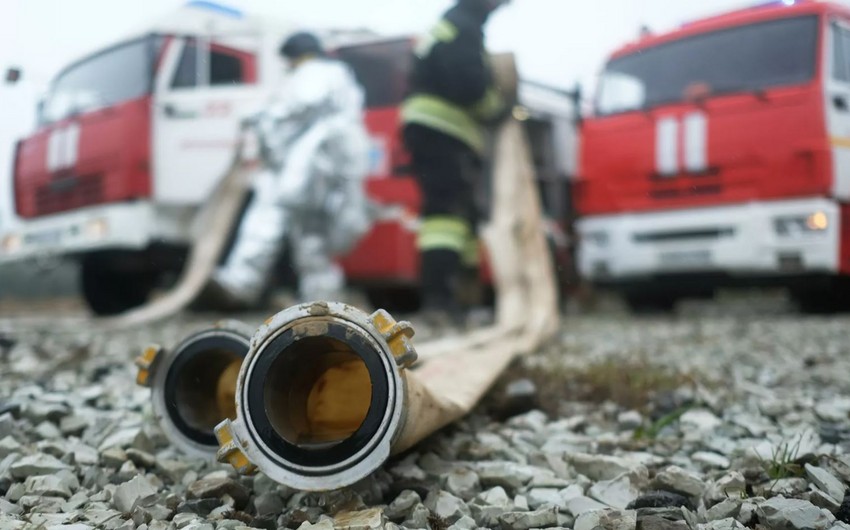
[
  {"xmin": 596, "ymin": 15, "xmax": 819, "ymax": 116},
  {"xmin": 41, "ymin": 35, "xmax": 162, "ymax": 124}
]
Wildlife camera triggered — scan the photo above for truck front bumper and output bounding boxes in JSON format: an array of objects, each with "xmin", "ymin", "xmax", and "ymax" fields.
[
  {"xmin": 0, "ymin": 202, "xmax": 160, "ymax": 264},
  {"xmin": 577, "ymin": 198, "xmax": 840, "ymax": 283}
]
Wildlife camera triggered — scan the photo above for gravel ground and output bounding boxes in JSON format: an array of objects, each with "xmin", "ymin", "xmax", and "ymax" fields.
[{"xmin": 1, "ymin": 295, "xmax": 850, "ymax": 530}]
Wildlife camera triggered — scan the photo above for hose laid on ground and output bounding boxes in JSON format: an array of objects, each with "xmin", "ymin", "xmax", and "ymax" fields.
[
  {"xmin": 99, "ymin": 156, "xmax": 253, "ymax": 330},
  {"xmin": 213, "ymin": 115, "xmax": 559, "ymax": 491}
]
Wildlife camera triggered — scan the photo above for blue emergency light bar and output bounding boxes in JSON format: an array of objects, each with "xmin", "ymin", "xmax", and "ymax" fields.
[{"xmin": 186, "ymin": 0, "xmax": 243, "ymax": 18}]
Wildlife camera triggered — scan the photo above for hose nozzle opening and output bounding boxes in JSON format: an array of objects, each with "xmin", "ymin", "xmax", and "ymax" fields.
[{"xmin": 264, "ymin": 336, "xmax": 372, "ymax": 448}]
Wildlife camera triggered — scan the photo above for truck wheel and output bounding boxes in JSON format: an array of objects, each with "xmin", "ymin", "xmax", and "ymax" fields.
[
  {"xmin": 623, "ymin": 292, "xmax": 678, "ymax": 314},
  {"xmin": 80, "ymin": 255, "xmax": 158, "ymax": 316}
]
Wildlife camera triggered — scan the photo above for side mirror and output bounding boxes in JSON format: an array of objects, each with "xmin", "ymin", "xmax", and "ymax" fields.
[
  {"xmin": 36, "ymin": 99, "xmax": 47, "ymax": 126},
  {"xmin": 5, "ymin": 67, "xmax": 22, "ymax": 85},
  {"xmin": 569, "ymin": 82, "xmax": 584, "ymax": 127}
]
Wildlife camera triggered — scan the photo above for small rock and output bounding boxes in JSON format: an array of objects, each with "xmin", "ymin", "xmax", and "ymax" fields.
[
  {"xmin": 181, "ymin": 524, "xmax": 214, "ymax": 530},
  {"xmin": 498, "ymin": 506, "xmax": 558, "ymax": 530},
  {"xmin": 0, "ymin": 413, "xmax": 16, "ymax": 438},
  {"xmin": 618, "ymin": 410, "xmax": 643, "ymax": 430},
  {"xmin": 477, "ymin": 486, "xmax": 512, "ymax": 507},
  {"xmin": 332, "ymin": 508, "xmax": 386, "ymax": 530},
  {"xmin": 835, "ymin": 495, "xmax": 850, "ymax": 523},
  {"xmin": 176, "ymin": 499, "xmax": 220, "ymax": 517},
  {"xmin": 628, "ymin": 491, "xmax": 692, "ymax": 510},
  {"xmin": 692, "ymin": 452, "xmax": 731, "ymax": 469},
  {"xmin": 60, "ymin": 415, "xmax": 90, "ymax": 437},
  {"xmin": 187, "ymin": 477, "xmax": 250, "ymax": 510},
  {"xmin": 807, "ymin": 465, "xmax": 847, "ymax": 503},
  {"xmin": 0, "ymin": 498, "xmax": 22, "ymax": 516},
  {"xmin": 588, "ymin": 473, "xmax": 639, "ymax": 509},
  {"xmin": 513, "ymin": 495, "xmax": 529, "ymax": 511},
  {"xmin": 9, "ymin": 453, "xmax": 70, "ymax": 479},
  {"xmin": 252, "ymin": 492, "xmax": 285, "ymax": 518},
  {"xmin": 756, "ymin": 496, "xmax": 835, "ymax": 530},
  {"xmin": 811, "ymin": 489, "xmax": 842, "ymax": 512},
  {"xmin": 762, "ymin": 478, "xmax": 809, "ymax": 498},
  {"xmin": 567, "ymin": 496, "xmax": 609, "ymax": 517},
  {"xmin": 24, "ymin": 474, "xmax": 73, "ymax": 499},
  {"xmin": 527, "ymin": 488, "xmax": 567, "ymax": 510},
  {"xmin": 100, "ymin": 448, "xmax": 128, "ymax": 468},
  {"xmin": 385, "ymin": 490, "xmax": 421, "ymax": 522},
  {"xmin": 706, "ymin": 498, "xmax": 742, "ymax": 521},
  {"xmin": 450, "ymin": 515, "xmax": 477, "ymax": 530},
  {"xmin": 653, "ymin": 466, "xmax": 706, "ymax": 498},
  {"xmin": 125, "ymin": 449, "xmax": 156, "ymax": 469},
  {"xmin": 402, "ymin": 503, "xmax": 431, "ymax": 529},
  {"xmin": 570, "ymin": 453, "xmax": 639, "ymax": 481},
  {"xmin": 0, "ymin": 436, "xmax": 21, "ymax": 458},
  {"xmin": 680, "ymin": 409, "xmax": 722, "ymax": 433},
  {"xmin": 112, "ymin": 475, "xmax": 158, "ymax": 513},
  {"xmin": 425, "ymin": 490, "xmax": 470, "ymax": 524},
  {"xmin": 172, "ymin": 513, "xmax": 201, "ymax": 528},
  {"xmin": 35, "ymin": 421, "xmax": 62, "ymax": 439},
  {"xmin": 444, "ymin": 468, "xmax": 480, "ymax": 500},
  {"xmin": 700, "ymin": 519, "xmax": 746, "ymax": 530},
  {"xmin": 575, "ymin": 509, "xmax": 637, "ymax": 530},
  {"xmin": 476, "ymin": 462, "xmax": 536, "ymax": 492}
]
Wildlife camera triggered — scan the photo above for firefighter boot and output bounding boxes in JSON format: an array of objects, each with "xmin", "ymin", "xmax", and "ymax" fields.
[{"xmin": 419, "ymin": 249, "xmax": 465, "ymax": 331}]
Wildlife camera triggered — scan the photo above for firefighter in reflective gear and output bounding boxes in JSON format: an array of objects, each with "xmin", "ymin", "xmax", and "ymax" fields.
[
  {"xmin": 210, "ymin": 32, "xmax": 372, "ymax": 306},
  {"xmin": 401, "ymin": 0, "xmax": 511, "ymax": 321}
]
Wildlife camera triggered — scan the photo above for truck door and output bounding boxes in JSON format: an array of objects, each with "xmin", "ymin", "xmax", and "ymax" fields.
[
  {"xmin": 153, "ymin": 36, "xmax": 263, "ymax": 205},
  {"xmin": 827, "ymin": 19, "xmax": 850, "ymax": 200}
]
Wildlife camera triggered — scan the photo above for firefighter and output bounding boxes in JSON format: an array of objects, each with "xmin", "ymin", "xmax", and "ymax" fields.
[
  {"xmin": 401, "ymin": 0, "xmax": 511, "ymax": 323},
  {"xmin": 208, "ymin": 32, "xmax": 372, "ymax": 307}
]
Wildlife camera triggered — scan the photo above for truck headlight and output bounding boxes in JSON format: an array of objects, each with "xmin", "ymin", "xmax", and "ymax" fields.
[
  {"xmin": 85, "ymin": 218, "xmax": 109, "ymax": 240},
  {"xmin": 1, "ymin": 234, "xmax": 22, "ymax": 254},
  {"xmin": 136, "ymin": 321, "xmax": 252, "ymax": 458},
  {"xmin": 774, "ymin": 212, "xmax": 829, "ymax": 236}
]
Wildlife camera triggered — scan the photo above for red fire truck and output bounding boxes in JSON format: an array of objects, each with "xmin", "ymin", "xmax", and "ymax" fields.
[
  {"xmin": 0, "ymin": 2, "xmax": 577, "ymax": 314},
  {"xmin": 577, "ymin": 0, "xmax": 850, "ymax": 312}
]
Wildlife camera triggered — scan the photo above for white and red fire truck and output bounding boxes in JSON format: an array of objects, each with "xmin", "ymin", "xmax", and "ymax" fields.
[
  {"xmin": 0, "ymin": 1, "xmax": 577, "ymax": 314},
  {"xmin": 577, "ymin": 0, "xmax": 850, "ymax": 311}
]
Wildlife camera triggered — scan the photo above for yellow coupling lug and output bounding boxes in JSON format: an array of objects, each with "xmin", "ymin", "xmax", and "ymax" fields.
[
  {"xmin": 369, "ymin": 310, "xmax": 418, "ymax": 369},
  {"xmin": 215, "ymin": 419, "xmax": 257, "ymax": 475},
  {"xmin": 135, "ymin": 345, "xmax": 163, "ymax": 387}
]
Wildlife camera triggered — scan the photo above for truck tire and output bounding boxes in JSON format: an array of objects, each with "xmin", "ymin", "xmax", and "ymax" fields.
[
  {"xmin": 623, "ymin": 291, "xmax": 678, "ymax": 314},
  {"xmin": 80, "ymin": 254, "xmax": 158, "ymax": 316}
]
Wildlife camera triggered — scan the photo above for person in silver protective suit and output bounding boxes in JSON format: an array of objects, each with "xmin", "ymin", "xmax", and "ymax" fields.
[{"xmin": 211, "ymin": 32, "xmax": 372, "ymax": 306}]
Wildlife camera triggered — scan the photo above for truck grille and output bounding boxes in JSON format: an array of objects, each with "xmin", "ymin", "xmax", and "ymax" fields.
[
  {"xmin": 633, "ymin": 227, "xmax": 734, "ymax": 243},
  {"xmin": 35, "ymin": 174, "xmax": 104, "ymax": 216}
]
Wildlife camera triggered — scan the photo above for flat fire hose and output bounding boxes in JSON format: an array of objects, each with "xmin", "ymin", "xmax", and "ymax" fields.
[
  {"xmin": 208, "ymin": 114, "xmax": 560, "ymax": 491},
  {"xmin": 98, "ymin": 157, "xmax": 253, "ymax": 329}
]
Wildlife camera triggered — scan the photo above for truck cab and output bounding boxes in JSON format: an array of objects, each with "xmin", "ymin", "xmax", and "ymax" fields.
[{"xmin": 577, "ymin": 0, "xmax": 850, "ymax": 311}]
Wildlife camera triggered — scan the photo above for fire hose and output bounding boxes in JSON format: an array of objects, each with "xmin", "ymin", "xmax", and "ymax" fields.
[{"xmin": 136, "ymin": 114, "xmax": 559, "ymax": 491}]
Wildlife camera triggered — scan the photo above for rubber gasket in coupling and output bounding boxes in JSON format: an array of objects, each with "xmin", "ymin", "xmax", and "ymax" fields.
[{"xmin": 244, "ymin": 320, "xmax": 391, "ymax": 472}]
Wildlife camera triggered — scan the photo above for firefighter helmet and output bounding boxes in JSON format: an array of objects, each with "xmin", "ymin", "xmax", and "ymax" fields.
[{"xmin": 280, "ymin": 32, "xmax": 325, "ymax": 59}]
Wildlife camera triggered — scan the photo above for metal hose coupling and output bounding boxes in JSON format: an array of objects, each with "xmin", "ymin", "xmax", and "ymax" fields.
[
  {"xmin": 136, "ymin": 320, "xmax": 252, "ymax": 458},
  {"xmin": 214, "ymin": 301, "xmax": 418, "ymax": 491}
]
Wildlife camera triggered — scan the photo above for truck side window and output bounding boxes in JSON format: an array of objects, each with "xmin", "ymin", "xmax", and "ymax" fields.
[
  {"xmin": 210, "ymin": 49, "xmax": 243, "ymax": 85},
  {"xmin": 834, "ymin": 25, "xmax": 850, "ymax": 82},
  {"xmin": 172, "ymin": 41, "xmax": 199, "ymax": 88},
  {"xmin": 171, "ymin": 39, "xmax": 255, "ymax": 88}
]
